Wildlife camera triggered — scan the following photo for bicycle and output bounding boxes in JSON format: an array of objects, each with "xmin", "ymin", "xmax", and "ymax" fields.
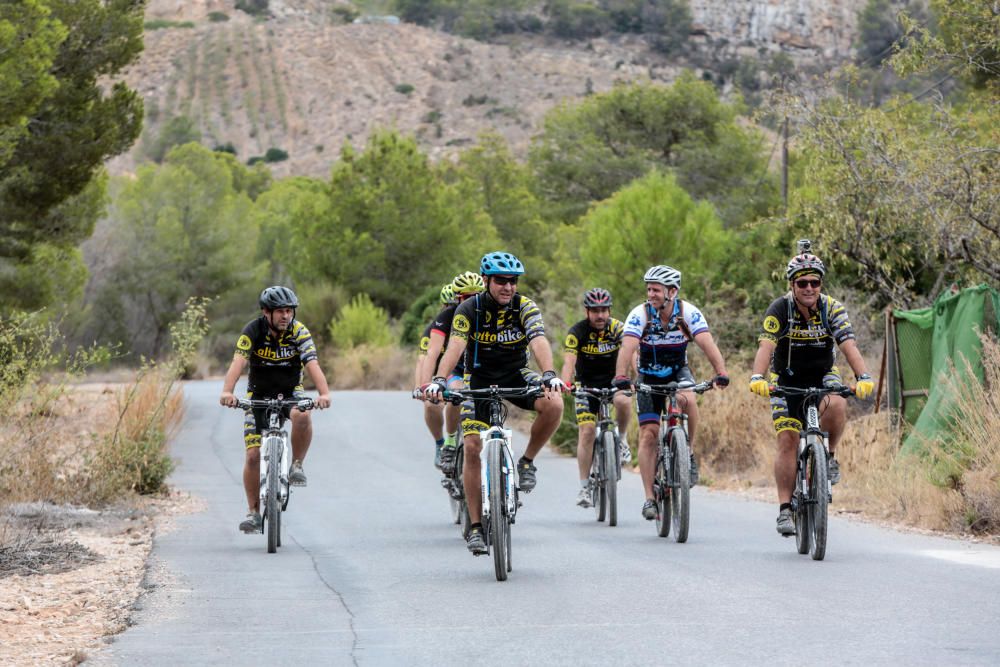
[
  {"xmin": 233, "ymin": 395, "xmax": 314, "ymax": 553},
  {"xmin": 443, "ymin": 385, "xmax": 542, "ymax": 581},
  {"xmin": 574, "ymin": 386, "xmax": 631, "ymax": 527},
  {"xmin": 770, "ymin": 384, "xmax": 853, "ymax": 561},
  {"xmin": 636, "ymin": 380, "xmax": 714, "ymax": 542}
]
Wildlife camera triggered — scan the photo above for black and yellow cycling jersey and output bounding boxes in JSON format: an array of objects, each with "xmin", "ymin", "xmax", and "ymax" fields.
[
  {"xmin": 450, "ymin": 291, "xmax": 546, "ymax": 383},
  {"xmin": 419, "ymin": 303, "xmax": 466, "ymax": 376},
  {"xmin": 758, "ymin": 293, "xmax": 854, "ymax": 384},
  {"xmin": 235, "ymin": 317, "xmax": 318, "ymax": 396},
  {"xmin": 564, "ymin": 317, "xmax": 625, "ymax": 387}
]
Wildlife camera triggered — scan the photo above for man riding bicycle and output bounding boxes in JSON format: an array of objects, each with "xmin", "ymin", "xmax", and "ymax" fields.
[
  {"xmin": 415, "ymin": 271, "xmax": 486, "ymax": 476},
  {"xmin": 748, "ymin": 245, "xmax": 874, "ymax": 536},
  {"xmin": 219, "ymin": 286, "xmax": 332, "ymax": 533},
  {"xmin": 412, "ymin": 282, "xmax": 460, "ymax": 468},
  {"xmin": 559, "ymin": 287, "xmax": 633, "ymax": 509},
  {"xmin": 426, "ymin": 251, "xmax": 566, "ymax": 555},
  {"xmin": 614, "ymin": 265, "xmax": 729, "ymax": 521}
]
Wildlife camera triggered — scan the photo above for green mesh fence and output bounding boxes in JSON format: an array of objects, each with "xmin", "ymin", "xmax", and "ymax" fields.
[{"xmin": 892, "ymin": 285, "xmax": 1000, "ymax": 456}]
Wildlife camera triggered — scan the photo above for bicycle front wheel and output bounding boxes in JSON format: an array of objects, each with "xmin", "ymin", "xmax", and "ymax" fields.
[
  {"xmin": 806, "ymin": 435, "xmax": 829, "ymax": 561},
  {"xmin": 670, "ymin": 428, "xmax": 691, "ymax": 543},
  {"xmin": 487, "ymin": 440, "xmax": 509, "ymax": 581},
  {"xmin": 604, "ymin": 430, "xmax": 618, "ymax": 527},
  {"xmin": 449, "ymin": 444, "xmax": 465, "ymax": 525},
  {"xmin": 265, "ymin": 439, "xmax": 281, "ymax": 553},
  {"xmin": 655, "ymin": 446, "xmax": 670, "ymax": 538},
  {"xmin": 592, "ymin": 435, "xmax": 607, "ymax": 522}
]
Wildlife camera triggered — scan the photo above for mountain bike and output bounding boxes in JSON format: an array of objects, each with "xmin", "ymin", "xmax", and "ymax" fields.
[
  {"xmin": 637, "ymin": 380, "xmax": 714, "ymax": 543},
  {"xmin": 234, "ymin": 396, "xmax": 314, "ymax": 554},
  {"xmin": 770, "ymin": 384, "xmax": 853, "ymax": 561},
  {"xmin": 574, "ymin": 386, "xmax": 630, "ymax": 527},
  {"xmin": 443, "ymin": 385, "xmax": 542, "ymax": 581}
]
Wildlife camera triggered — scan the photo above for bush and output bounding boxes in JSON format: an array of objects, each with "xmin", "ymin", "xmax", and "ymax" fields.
[
  {"xmin": 263, "ymin": 147, "xmax": 289, "ymax": 163},
  {"xmin": 235, "ymin": 0, "xmax": 269, "ymax": 17},
  {"xmin": 213, "ymin": 142, "xmax": 237, "ymax": 155},
  {"xmin": 145, "ymin": 116, "xmax": 201, "ymax": 163},
  {"xmin": 208, "ymin": 11, "xmax": 230, "ymax": 22},
  {"xmin": 329, "ymin": 294, "xmax": 394, "ymax": 349},
  {"xmin": 332, "ymin": 6, "xmax": 360, "ymax": 23},
  {"xmin": 144, "ymin": 19, "xmax": 195, "ymax": 30},
  {"xmin": 395, "ymin": 83, "xmax": 415, "ymax": 95}
]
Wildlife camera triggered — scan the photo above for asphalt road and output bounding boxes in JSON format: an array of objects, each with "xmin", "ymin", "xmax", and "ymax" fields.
[{"xmin": 95, "ymin": 380, "xmax": 1000, "ymax": 666}]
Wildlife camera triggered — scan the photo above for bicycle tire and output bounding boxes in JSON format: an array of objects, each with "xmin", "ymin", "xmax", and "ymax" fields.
[
  {"xmin": 807, "ymin": 435, "xmax": 829, "ymax": 561},
  {"xmin": 488, "ymin": 440, "xmax": 508, "ymax": 581},
  {"xmin": 265, "ymin": 438, "xmax": 281, "ymax": 554},
  {"xmin": 655, "ymin": 445, "xmax": 670, "ymax": 538},
  {"xmin": 794, "ymin": 437, "xmax": 810, "ymax": 554},
  {"xmin": 604, "ymin": 430, "xmax": 618, "ymax": 527},
  {"xmin": 593, "ymin": 434, "xmax": 607, "ymax": 522},
  {"xmin": 670, "ymin": 427, "xmax": 691, "ymax": 543},
  {"xmin": 276, "ymin": 500, "xmax": 282, "ymax": 547},
  {"xmin": 448, "ymin": 444, "xmax": 465, "ymax": 526}
]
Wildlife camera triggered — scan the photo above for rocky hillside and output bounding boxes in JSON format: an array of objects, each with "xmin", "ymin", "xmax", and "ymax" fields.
[{"xmin": 110, "ymin": 0, "xmax": 865, "ymax": 177}]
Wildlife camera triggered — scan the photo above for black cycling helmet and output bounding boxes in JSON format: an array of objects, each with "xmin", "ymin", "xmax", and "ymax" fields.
[
  {"xmin": 259, "ymin": 285, "xmax": 299, "ymax": 310},
  {"xmin": 583, "ymin": 287, "xmax": 612, "ymax": 308}
]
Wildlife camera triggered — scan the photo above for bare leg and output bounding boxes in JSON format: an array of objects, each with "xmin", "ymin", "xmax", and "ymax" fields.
[
  {"xmin": 243, "ymin": 447, "xmax": 261, "ymax": 512},
  {"xmin": 464, "ymin": 433, "xmax": 483, "ymax": 523},
  {"xmin": 821, "ymin": 395, "xmax": 847, "ymax": 455},
  {"xmin": 290, "ymin": 410, "xmax": 312, "ymax": 462},
  {"xmin": 775, "ymin": 430, "xmax": 798, "ymax": 504},
  {"xmin": 576, "ymin": 423, "xmax": 596, "ymax": 480},
  {"xmin": 523, "ymin": 392, "xmax": 564, "ymax": 459},
  {"xmin": 638, "ymin": 423, "xmax": 659, "ymax": 500}
]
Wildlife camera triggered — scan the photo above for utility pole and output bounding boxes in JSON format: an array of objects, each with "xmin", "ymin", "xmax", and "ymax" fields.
[{"xmin": 781, "ymin": 115, "xmax": 789, "ymax": 211}]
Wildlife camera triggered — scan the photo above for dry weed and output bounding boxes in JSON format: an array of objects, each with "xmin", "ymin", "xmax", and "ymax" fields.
[{"xmin": 327, "ymin": 344, "xmax": 414, "ymax": 390}]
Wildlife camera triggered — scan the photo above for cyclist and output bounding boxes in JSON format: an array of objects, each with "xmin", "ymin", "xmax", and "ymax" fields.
[
  {"xmin": 559, "ymin": 287, "xmax": 633, "ymax": 508},
  {"xmin": 426, "ymin": 251, "xmax": 566, "ymax": 555},
  {"xmin": 219, "ymin": 286, "xmax": 331, "ymax": 534},
  {"xmin": 412, "ymin": 283, "xmax": 459, "ymax": 468},
  {"xmin": 614, "ymin": 265, "xmax": 729, "ymax": 521},
  {"xmin": 419, "ymin": 271, "xmax": 486, "ymax": 476},
  {"xmin": 748, "ymin": 248, "xmax": 874, "ymax": 536}
]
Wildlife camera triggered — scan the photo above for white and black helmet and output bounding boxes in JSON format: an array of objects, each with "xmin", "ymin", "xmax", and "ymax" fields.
[{"xmin": 643, "ymin": 265, "xmax": 682, "ymax": 289}]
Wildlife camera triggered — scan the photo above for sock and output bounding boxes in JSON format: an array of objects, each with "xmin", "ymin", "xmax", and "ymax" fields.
[
  {"xmin": 519, "ymin": 455, "xmax": 533, "ymax": 464},
  {"xmin": 779, "ymin": 502, "xmax": 792, "ymax": 512},
  {"xmin": 444, "ymin": 432, "xmax": 456, "ymax": 447},
  {"xmin": 435, "ymin": 437, "xmax": 444, "ymax": 447},
  {"xmin": 580, "ymin": 479, "xmax": 589, "ymax": 489},
  {"xmin": 470, "ymin": 522, "xmax": 482, "ymax": 532}
]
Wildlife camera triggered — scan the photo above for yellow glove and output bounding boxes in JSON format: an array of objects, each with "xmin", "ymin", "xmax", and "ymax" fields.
[
  {"xmin": 855, "ymin": 373, "xmax": 875, "ymax": 400},
  {"xmin": 749, "ymin": 374, "xmax": 770, "ymax": 398}
]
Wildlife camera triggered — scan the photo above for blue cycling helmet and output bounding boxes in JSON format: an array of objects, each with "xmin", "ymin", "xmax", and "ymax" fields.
[{"xmin": 480, "ymin": 251, "xmax": 525, "ymax": 276}]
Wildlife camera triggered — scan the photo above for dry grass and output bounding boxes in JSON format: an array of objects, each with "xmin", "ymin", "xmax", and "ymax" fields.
[
  {"xmin": 696, "ymin": 338, "xmax": 1000, "ymax": 537},
  {"xmin": 327, "ymin": 344, "xmax": 414, "ymax": 390}
]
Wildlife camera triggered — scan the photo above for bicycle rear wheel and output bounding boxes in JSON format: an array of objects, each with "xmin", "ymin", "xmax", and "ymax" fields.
[
  {"xmin": 807, "ymin": 435, "xmax": 829, "ymax": 561},
  {"xmin": 592, "ymin": 435, "xmax": 607, "ymax": 522},
  {"xmin": 670, "ymin": 428, "xmax": 691, "ymax": 543},
  {"xmin": 265, "ymin": 439, "xmax": 281, "ymax": 553},
  {"xmin": 604, "ymin": 430, "xmax": 618, "ymax": 527},
  {"xmin": 487, "ymin": 440, "xmax": 509, "ymax": 581},
  {"xmin": 449, "ymin": 443, "xmax": 465, "ymax": 525},
  {"xmin": 655, "ymin": 445, "xmax": 670, "ymax": 538}
]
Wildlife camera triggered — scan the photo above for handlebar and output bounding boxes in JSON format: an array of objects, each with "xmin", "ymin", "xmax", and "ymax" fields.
[
  {"xmin": 232, "ymin": 397, "xmax": 315, "ymax": 412},
  {"xmin": 637, "ymin": 380, "xmax": 715, "ymax": 396},
  {"xmin": 769, "ymin": 384, "xmax": 854, "ymax": 399},
  {"xmin": 573, "ymin": 386, "xmax": 633, "ymax": 399},
  {"xmin": 441, "ymin": 385, "xmax": 544, "ymax": 405}
]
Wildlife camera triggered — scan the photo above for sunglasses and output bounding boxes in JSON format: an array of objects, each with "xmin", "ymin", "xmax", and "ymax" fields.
[
  {"xmin": 794, "ymin": 279, "xmax": 822, "ymax": 289},
  {"xmin": 491, "ymin": 276, "xmax": 519, "ymax": 286}
]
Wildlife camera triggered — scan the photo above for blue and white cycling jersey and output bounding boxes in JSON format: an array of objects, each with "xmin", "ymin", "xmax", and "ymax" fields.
[{"xmin": 623, "ymin": 300, "xmax": 709, "ymax": 378}]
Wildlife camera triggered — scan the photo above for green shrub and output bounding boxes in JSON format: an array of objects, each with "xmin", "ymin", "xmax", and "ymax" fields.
[
  {"xmin": 395, "ymin": 83, "xmax": 415, "ymax": 95},
  {"xmin": 329, "ymin": 294, "xmax": 394, "ymax": 349},
  {"xmin": 208, "ymin": 11, "xmax": 230, "ymax": 22},
  {"xmin": 144, "ymin": 19, "xmax": 196, "ymax": 30},
  {"xmin": 235, "ymin": 0, "xmax": 269, "ymax": 17},
  {"xmin": 213, "ymin": 142, "xmax": 237, "ymax": 155},
  {"xmin": 422, "ymin": 110, "xmax": 443, "ymax": 123},
  {"xmin": 264, "ymin": 147, "xmax": 289, "ymax": 163},
  {"xmin": 332, "ymin": 6, "xmax": 360, "ymax": 23},
  {"xmin": 247, "ymin": 155, "xmax": 264, "ymax": 165}
]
